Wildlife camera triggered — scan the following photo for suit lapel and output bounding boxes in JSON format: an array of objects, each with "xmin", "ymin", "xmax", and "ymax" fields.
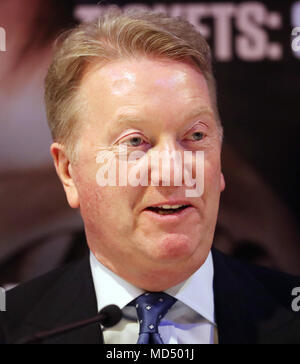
[
  {"xmin": 13, "ymin": 256, "xmax": 101, "ymax": 344},
  {"xmin": 212, "ymin": 249, "xmax": 296, "ymax": 344}
]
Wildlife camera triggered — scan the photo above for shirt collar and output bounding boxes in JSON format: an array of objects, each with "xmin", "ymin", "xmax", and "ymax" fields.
[{"xmin": 90, "ymin": 250, "xmax": 215, "ymax": 325}]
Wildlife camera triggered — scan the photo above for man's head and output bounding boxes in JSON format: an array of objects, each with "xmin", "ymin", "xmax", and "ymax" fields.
[{"xmin": 46, "ymin": 7, "xmax": 225, "ymax": 291}]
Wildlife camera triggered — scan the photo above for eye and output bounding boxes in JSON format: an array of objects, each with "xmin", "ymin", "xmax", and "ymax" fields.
[
  {"xmin": 128, "ymin": 136, "xmax": 143, "ymax": 147},
  {"xmin": 120, "ymin": 135, "xmax": 146, "ymax": 147},
  {"xmin": 192, "ymin": 132, "xmax": 204, "ymax": 141},
  {"xmin": 184, "ymin": 131, "xmax": 205, "ymax": 142}
]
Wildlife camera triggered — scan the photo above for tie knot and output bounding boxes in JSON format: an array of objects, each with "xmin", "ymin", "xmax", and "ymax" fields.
[{"xmin": 132, "ymin": 292, "xmax": 176, "ymax": 334}]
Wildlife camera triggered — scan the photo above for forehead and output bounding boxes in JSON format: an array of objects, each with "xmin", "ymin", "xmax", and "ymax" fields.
[
  {"xmin": 83, "ymin": 57, "xmax": 210, "ymax": 98},
  {"xmin": 80, "ymin": 57, "xmax": 214, "ymax": 130},
  {"xmin": 102, "ymin": 58, "xmax": 201, "ymax": 91}
]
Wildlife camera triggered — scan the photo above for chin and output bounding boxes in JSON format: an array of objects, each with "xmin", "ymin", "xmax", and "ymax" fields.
[{"xmin": 150, "ymin": 234, "xmax": 199, "ymax": 262}]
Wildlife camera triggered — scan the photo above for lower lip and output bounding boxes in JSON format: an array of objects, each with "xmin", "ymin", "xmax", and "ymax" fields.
[{"xmin": 142, "ymin": 207, "xmax": 196, "ymax": 223}]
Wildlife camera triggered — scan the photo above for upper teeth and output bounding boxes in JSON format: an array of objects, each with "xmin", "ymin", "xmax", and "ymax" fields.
[{"xmin": 156, "ymin": 205, "xmax": 186, "ymax": 209}]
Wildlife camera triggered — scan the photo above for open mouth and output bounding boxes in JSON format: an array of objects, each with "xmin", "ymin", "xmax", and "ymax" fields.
[{"xmin": 146, "ymin": 205, "xmax": 191, "ymax": 215}]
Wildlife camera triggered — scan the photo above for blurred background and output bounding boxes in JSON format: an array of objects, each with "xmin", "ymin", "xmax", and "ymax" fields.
[{"xmin": 0, "ymin": 0, "xmax": 299, "ymax": 287}]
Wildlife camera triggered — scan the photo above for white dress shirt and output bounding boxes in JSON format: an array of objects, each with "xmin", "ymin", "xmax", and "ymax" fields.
[{"xmin": 90, "ymin": 251, "xmax": 216, "ymax": 344}]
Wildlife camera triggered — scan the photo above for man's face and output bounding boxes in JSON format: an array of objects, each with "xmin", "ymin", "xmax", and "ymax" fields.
[{"xmin": 66, "ymin": 57, "xmax": 225, "ymax": 291}]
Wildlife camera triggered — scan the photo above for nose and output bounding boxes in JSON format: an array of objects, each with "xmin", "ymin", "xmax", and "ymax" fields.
[{"xmin": 148, "ymin": 136, "xmax": 186, "ymax": 187}]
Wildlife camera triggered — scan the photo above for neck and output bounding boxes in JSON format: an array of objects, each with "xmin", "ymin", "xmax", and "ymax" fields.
[{"xmin": 92, "ymin": 249, "xmax": 207, "ymax": 292}]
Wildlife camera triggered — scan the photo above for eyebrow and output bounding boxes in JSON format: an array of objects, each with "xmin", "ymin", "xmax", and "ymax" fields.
[
  {"xmin": 113, "ymin": 106, "xmax": 215, "ymax": 127},
  {"xmin": 114, "ymin": 113, "xmax": 144, "ymax": 127},
  {"xmin": 186, "ymin": 106, "xmax": 215, "ymax": 120}
]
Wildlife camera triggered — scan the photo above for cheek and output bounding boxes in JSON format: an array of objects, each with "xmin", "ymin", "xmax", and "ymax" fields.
[
  {"xmin": 77, "ymin": 178, "xmax": 139, "ymax": 235},
  {"xmin": 77, "ymin": 183, "xmax": 105, "ymax": 229},
  {"xmin": 204, "ymin": 154, "xmax": 222, "ymax": 193}
]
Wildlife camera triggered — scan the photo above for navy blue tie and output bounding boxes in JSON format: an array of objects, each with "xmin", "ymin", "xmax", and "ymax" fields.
[{"xmin": 131, "ymin": 292, "xmax": 177, "ymax": 344}]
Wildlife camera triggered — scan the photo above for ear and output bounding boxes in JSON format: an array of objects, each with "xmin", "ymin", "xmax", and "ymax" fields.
[
  {"xmin": 220, "ymin": 172, "xmax": 226, "ymax": 192},
  {"xmin": 50, "ymin": 143, "xmax": 80, "ymax": 209}
]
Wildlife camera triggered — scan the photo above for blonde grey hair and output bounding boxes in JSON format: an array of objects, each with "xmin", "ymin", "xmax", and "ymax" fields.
[{"xmin": 45, "ymin": 6, "xmax": 222, "ymax": 161}]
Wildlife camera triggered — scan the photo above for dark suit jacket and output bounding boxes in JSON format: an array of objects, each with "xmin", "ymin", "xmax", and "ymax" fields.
[{"xmin": 1, "ymin": 249, "xmax": 300, "ymax": 344}]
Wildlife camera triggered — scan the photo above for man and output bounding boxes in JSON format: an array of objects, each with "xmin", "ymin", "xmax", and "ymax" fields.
[{"xmin": 0, "ymin": 8, "xmax": 299, "ymax": 344}]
